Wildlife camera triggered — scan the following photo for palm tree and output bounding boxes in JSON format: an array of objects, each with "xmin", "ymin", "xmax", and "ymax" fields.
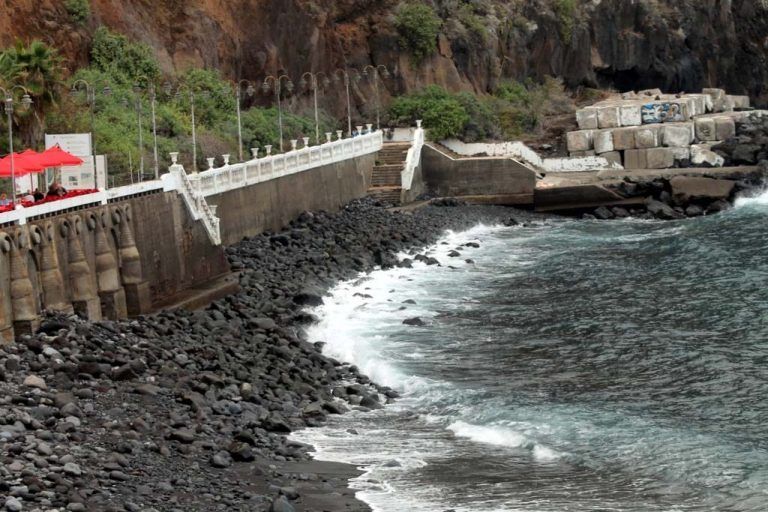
[{"xmin": 0, "ymin": 40, "xmax": 63, "ymax": 147}]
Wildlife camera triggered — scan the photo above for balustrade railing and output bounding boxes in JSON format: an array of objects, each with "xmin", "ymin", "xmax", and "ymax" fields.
[
  {"xmin": 0, "ymin": 130, "xmax": 384, "ymax": 246},
  {"xmin": 187, "ymin": 130, "xmax": 383, "ymax": 197},
  {"xmin": 402, "ymin": 122, "xmax": 425, "ymax": 192}
]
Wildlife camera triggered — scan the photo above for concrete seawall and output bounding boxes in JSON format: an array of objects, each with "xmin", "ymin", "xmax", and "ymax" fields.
[
  {"xmin": 0, "ymin": 152, "xmax": 377, "ymax": 342},
  {"xmin": 208, "ymin": 153, "xmax": 376, "ymax": 245},
  {"xmin": 421, "ymin": 145, "xmax": 537, "ymax": 205}
]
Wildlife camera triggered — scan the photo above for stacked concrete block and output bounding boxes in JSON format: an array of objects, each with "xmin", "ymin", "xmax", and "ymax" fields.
[
  {"xmin": 619, "ymin": 105, "xmax": 643, "ymax": 126},
  {"xmin": 602, "ymin": 151, "xmax": 622, "ymax": 166},
  {"xmin": 576, "ymin": 108, "xmax": 599, "ymax": 130},
  {"xmin": 597, "ymin": 106, "xmax": 621, "ymax": 128},
  {"xmin": 695, "ymin": 117, "xmax": 717, "ymax": 141},
  {"xmin": 714, "ymin": 116, "xmax": 736, "ymax": 140},
  {"xmin": 634, "ymin": 126, "xmax": 661, "ymax": 149},
  {"xmin": 624, "ymin": 149, "xmax": 648, "ymax": 169},
  {"xmin": 646, "ymin": 148, "xmax": 677, "ymax": 169},
  {"xmin": 732, "ymin": 95, "xmax": 750, "ymax": 109},
  {"xmin": 691, "ymin": 144, "xmax": 725, "ymax": 167},
  {"xmin": 567, "ymin": 130, "xmax": 594, "ymax": 152},
  {"xmin": 703, "ymin": 88, "xmax": 726, "ymax": 111},
  {"xmin": 593, "ymin": 130, "xmax": 614, "ymax": 154},
  {"xmin": 612, "ymin": 128, "xmax": 636, "ymax": 150},
  {"xmin": 662, "ymin": 123, "xmax": 694, "ymax": 147}
]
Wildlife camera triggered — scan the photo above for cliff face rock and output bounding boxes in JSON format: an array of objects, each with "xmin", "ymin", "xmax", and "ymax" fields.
[{"xmin": 1, "ymin": 0, "xmax": 767, "ymax": 104}]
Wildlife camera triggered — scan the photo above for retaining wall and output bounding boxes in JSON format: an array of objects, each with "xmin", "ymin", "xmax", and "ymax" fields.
[
  {"xmin": 207, "ymin": 153, "xmax": 376, "ymax": 246},
  {"xmin": 421, "ymin": 145, "xmax": 536, "ymax": 205}
]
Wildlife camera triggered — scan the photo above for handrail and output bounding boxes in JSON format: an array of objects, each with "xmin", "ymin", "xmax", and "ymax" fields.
[
  {"xmin": 168, "ymin": 164, "xmax": 221, "ymax": 245},
  {"xmin": 401, "ymin": 124, "xmax": 425, "ymax": 191},
  {"xmin": 188, "ymin": 130, "xmax": 384, "ymax": 197}
]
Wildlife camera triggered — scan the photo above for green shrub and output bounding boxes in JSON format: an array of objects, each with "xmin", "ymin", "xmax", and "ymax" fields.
[
  {"xmin": 65, "ymin": 0, "xmax": 91, "ymax": 24},
  {"xmin": 395, "ymin": 3, "xmax": 442, "ymax": 62},
  {"xmin": 390, "ymin": 85, "xmax": 469, "ymax": 140},
  {"xmin": 91, "ymin": 27, "xmax": 160, "ymax": 83},
  {"xmin": 553, "ymin": 0, "xmax": 577, "ymax": 41}
]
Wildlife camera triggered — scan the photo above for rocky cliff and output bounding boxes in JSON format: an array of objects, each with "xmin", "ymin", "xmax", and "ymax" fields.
[{"xmin": 2, "ymin": 0, "xmax": 768, "ymax": 105}]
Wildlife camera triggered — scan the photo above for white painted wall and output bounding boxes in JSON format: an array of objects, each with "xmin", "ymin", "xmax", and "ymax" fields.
[{"xmin": 440, "ymin": 138, "xmax": 624, "ymax": 172}]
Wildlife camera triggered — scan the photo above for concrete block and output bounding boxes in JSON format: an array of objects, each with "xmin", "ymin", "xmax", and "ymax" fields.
[
  {"xmin": 663, "ymin": 123, "xmax": 694, "ymax": 147},
  {"xmin": 731, "ymin": 95, "xmax": 750, "ymax": 109},
  {"xmin": 624, "ymin": 149, "xmax": 648, "ymax": 169},
  {"xmin": 687, "ymin": 94, "xmax": 711, "ymax": 115},
  {"xmin": 597, "ymin": 106, "xmax": 621, "ymax": 128},
  {"xmin": 670, "ymin": 147, "xmax": 691, "ymax": 162},
  {"xmin": 638, "ymin": 88, "xmax": 663, "ymax": 98},
  {"xmin": 619, "ymin": 105, "xmax": 643, "ymax": 126},
  {"xmin": 73, "ymin": 298, "xmax": 102, "ymax": 321},
  {"xmin": 634, "ymin": 127, "xmax": 659, "ymax": 149},
  {"xmin": 602, "ymin": 151, "xmax": 623, "ymax": 167},
  {"xmin": 715, "ymin": 116, "xmax": 736, "ymax": 140},
  {"xmin": 13, "ymin": 319, "xmax": 40, "ymax": 339},
  {"xmin": 570, "ymin": 150, "xmax": 596, "ymax": 157},
  {"xmin": 593, "ymin": 130, "xmax": 614, "ymax": 154},
  {"xmin": 695, "ymin": 117, "xmax": 717, "ymax": 141},
  {"xmin": 671, "ymin": 176, "xmax": 734, "ymax": 204},
  {"xmin": 703, "ymin": 88, "xmax": 725, "ymax": 102},
  {"xmin": 124, "ymin": 281, "xmax": 152, "ymax": 316},
  {"xmin": 99, "ymin": 289, "xmax": 127, "ymax": 321},
  {"xmin": 691, "ymin": 145, "xmax": 725, "ymax": 167},
  {"xmin": 646, "ymin": 147, "xmax": 676, "ymax": 169},
  {"xmin": 723, "ymin": 95, "xmax": 735, "ymax": 112},
  {"xmin": 612, "ymin": 128, "xmax": 636, "ymax": 150},
  {"xmin": 576, "ymin": 108, "xmax": 599, "ymax": 130},
  {"xmin": 566, "ymin": 130, "xmax": 593, "ymax": 152}
]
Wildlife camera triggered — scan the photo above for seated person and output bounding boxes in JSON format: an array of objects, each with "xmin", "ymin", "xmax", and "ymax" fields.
[
  {"xmin": 33, "ymin": 188, "xmax": 44, "ymax": 201},
  {"xmin": 0, "ymin": 193, "xmax": 8, "ymax": 206}
]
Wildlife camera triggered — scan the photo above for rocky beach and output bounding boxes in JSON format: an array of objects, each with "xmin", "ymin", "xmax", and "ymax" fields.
[{"xmin": 0, "ymin": 199, "xmax": 531, "ymax": 512}]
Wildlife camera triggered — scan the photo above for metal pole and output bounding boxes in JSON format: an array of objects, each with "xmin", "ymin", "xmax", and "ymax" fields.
[
  {"xmin": 136, "ymin": 94, "xmax": 144, "ymax": 180},
  {"xmin": 374, "ymin": 72, "xmax": 381, "ymax": 130},
  {"xmin": 150, "ymin": 88, "xmax": 159, "ymax": 179},
  {"xmin": 190, "ymin": 93, "xmax": 197, "ymax": 173},
  {"xmin": 313, "ymin": 76, "xmax": 320, "ymax": 145},
  {"xmin": 6, "ymin": 103, "xmax": 15, "ymax": 206},
  {"xmin": 345, "ymin": 75, "xmax": 352, "ymax": 137},
  {"xmin": 88, "ymin": 90, "xmax": 97, "ymax": 187},
  {"xmin": 236, "ymin": 88, "xmax": 243, "ymax": 161},
  {"xmin": 276, "ymin": 86, "xmax": 284, "ymax": 152}
]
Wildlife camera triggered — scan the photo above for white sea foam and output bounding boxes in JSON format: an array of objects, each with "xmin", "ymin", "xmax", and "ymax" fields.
[
  {"xmin": 448, "ymin": 421, "xmax": 527, "ymax": 447},
  {"xmin": 734, "ymin": 187, "xmax": 768, "ymax": 207}
]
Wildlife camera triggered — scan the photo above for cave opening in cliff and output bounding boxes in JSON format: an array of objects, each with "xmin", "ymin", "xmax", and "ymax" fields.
[{"xmin": 596, "ymin": 67, "xmax": 668, "ymax": 94}]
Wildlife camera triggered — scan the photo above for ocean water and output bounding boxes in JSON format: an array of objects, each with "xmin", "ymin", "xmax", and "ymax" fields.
[{"xmin": 292, "ymin": 192, "xmax": 768, "ymax": 512}]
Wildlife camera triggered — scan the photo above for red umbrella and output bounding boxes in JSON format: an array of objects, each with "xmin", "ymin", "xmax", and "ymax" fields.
[
  {"xmin": 0, "ymin": 152, "xmax": 44, "ymax": 177},
  {"xmin": 38, "ymin": 145, "xmax": 84, "ymax": 167}
]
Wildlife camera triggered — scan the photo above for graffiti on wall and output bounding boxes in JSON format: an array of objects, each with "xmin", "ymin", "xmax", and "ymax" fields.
[{"xmin": 641, "ymin": 103, "xmax": 685, "ymax": 124}]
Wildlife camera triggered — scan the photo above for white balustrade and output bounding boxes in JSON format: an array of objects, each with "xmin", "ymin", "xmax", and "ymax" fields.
[
  {"xmin": 187, "ymin": 130, "xmax": 383, "ymax": 197},
  {"xmin": 0, "ymin": 130, "xmax": 385, "ymax": 247},
  {"xmin": 401, "ymin": 122, "xmax": 425, "ymax": 192}
]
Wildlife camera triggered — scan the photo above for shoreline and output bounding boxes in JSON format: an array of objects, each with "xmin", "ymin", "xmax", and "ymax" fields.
[
  {"xmin": 0, "ymin": 199, "xmax": 527, "ymax": 512},
  {"xmin": 1, "ymin": 187, "xmax": 761, "ymax": 511}
]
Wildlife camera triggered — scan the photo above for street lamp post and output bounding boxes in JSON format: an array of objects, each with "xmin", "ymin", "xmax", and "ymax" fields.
[
  {"xmin": 299, "ymin": 72, "xmax": 330, "ymax": 145},
  {"xmin": 70, "ymin": 79, "xmax": 111, "ymax": 188},
  {"xmin": 134, "ymin": 77, "xmax": 160, "ymax": 179},
  {"xmin": 262, "ymin": 75, "xmax": 294, "ymax": 153},
  {"xmin": 0, "ymin": 86, "xmax": 33, "ymax": 207},
  {"xmin": 234, "ymin": 80, "xmax": 256, "ymax": 162},
  {"xmin": 361, "ymin": 65, "xmax": 390, "ymax": 130},
  {"xmin": 333, "ymin": 69, "xmax": 360, "ymax": 137},
  {"xmin": 165, "ymin": 83, "xmax": 203, "ymax": 173}
]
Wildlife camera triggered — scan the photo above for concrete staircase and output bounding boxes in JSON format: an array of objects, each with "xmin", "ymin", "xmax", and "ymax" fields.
[{"xmin": 368, "ymin": 142, "xmax": 411, "ymax": 205}]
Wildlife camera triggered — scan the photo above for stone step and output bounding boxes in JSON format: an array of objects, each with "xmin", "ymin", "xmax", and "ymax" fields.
[
  {"xmin": 372, "ymin": 164, "xmax": 404, "ymax": 171},
  {"xmin": 367, "ymin": 186, "xmax": 402, "ymax": 205}
]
